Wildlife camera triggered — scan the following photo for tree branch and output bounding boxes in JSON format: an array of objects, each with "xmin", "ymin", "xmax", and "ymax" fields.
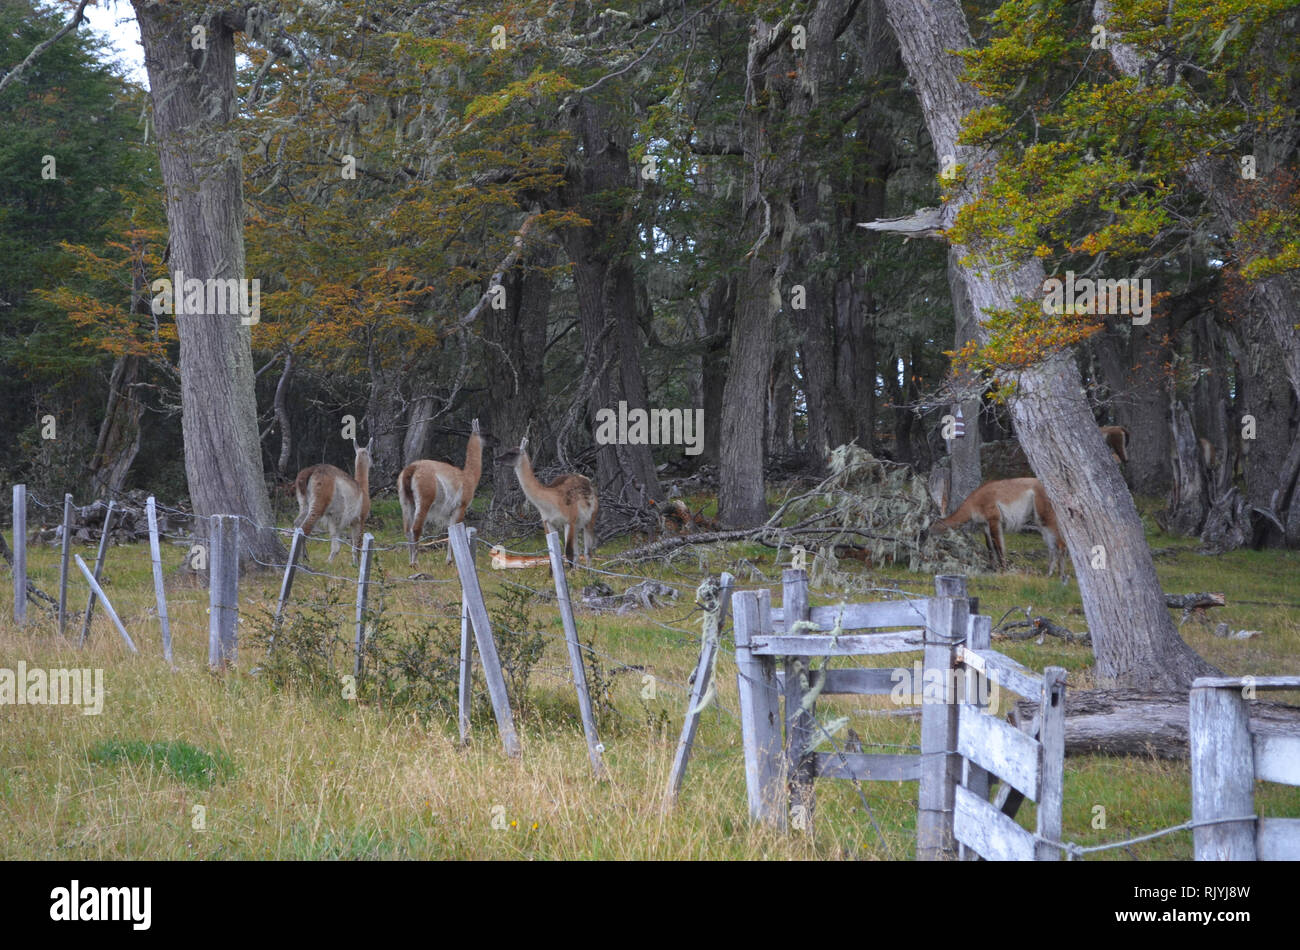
[{"xmin": 0, "ymin": 0, "xmax": 91, "ymax": 95}]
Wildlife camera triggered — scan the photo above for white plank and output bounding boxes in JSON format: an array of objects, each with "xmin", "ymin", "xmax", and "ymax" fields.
[
  {"xmin": 1190, "ymin": 685, "xmax": 1258, "ymax": 860},
  {"xmin": 957, "ymin": 646, "xmax": 1043, "ymax": 701},
  {"xmin": 74, "ymin": 555, "xmax": 137, "ymax": 654},
  {"xmin": 58, "ymin": 493, "xmax": 73, "ymax": 636},
  {"xmin": 547, "ymin": 529, "xmax": 604, "ymax": 778},
  {"xmin": 80, "ymin": 500, "xmax": 116, "ymax": 647},
  {"xmin": 918, "ymin": 576, "xmax": 965, "ymax": 861},
  {"xmin": 957, "ymin": 703, "xmax": 1041, "ymax": 801},
  {"xmin": 776, "ymin": 668, "xmax": 900, "ymax": 695},
  {"xmin": 750, "ymin": 630, "xmax": 925, "ymax": 656},
  {"xmin": 771, "ymin": 599, "xmax": 930, "ymax": 632},
  {"xmin": 353, "ymin": 533, "xmax": 374, "ymax": 679},
  {"xmin": 1193, "ymin": 676, "xmax": 1300, "ymax": 691},
  {"xmin": 12, "ymin": 484, "xmax": 26, "ymax": 626},
  {"xmin": 1253, "ymin": 733, "xmax": 1300, "ymax": 786},
  {"xmin": 145, "ymin": 497, "xmax": 171, "ymax": 663},
  {"xmin": 953, "ymin": 784, "xmax": 1035, "ymax": 861},
  {"xmin": 733, "ymin": 588, "xmax": 785, "ymax": 828},
  {"xmin": 1257, "ymin": 818, "xmax": 1300, "ymax": 861},
  {"xmin": 1035, "ymin": 667, "xmax": 1067, "ymax": 861},
  {"xmin": 814, "ymin": 752, "xmax": 920, "ymax": 782}
]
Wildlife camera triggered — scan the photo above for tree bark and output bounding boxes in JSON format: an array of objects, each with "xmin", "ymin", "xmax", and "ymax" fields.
[
  {"xmin": 878, "ymin": 0, "xmax": 1216, "ymax": 689},
  {"xmin": 133, "ymin": 2, "xmax": 282, "ymax": 565},
  {"xmin": 946, "ymin": 247, "xmax": 982, "ymax": 511}
]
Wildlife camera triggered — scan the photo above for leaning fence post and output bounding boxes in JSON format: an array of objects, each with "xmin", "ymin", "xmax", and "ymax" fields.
[
  {"xmin": 353, "ymin": 532, "xmax": 374, "ymax": 679},
  {"xmin": 448, "ymin": 520, "xmax": 520, "ymax": 758},
  {"xmin": 458, "ymin": 597, "xmax": 473, "ymax": 746},
  {"xmin": 208, "ymin": 515, "xmax": 239, "ymax": 670},
  {"xmin": 734, "ymin": 588, "xmax": 785, "ymax": 829},
  {"xmin": 12, "ymin": 484, "xmax": 26, "ymax": 626},
  {"xmin": 145, "ymin": 497, "xmax": 172, "ymax": 663},
  {"xmin": 1190, "ymin": 681, "xmax": 1258, "ymax": 860},
  {"xmin": 1035, "ymin": 666, "xmax": 1067, "ymax": 861},
  {"xmin": 665, "ymin": 572, "xmax": 735, "ymax": 805},
  {"xmin": 79, "ymin": 500, "xmax": 116, "ymax": 647},
  {"xmin": 58, "ymin": 493, "xmax": 73, "ymax": 636},
  {"xmin": 74, "ymin": 554, "xmax": 137, "ymax": 653},
  {"xmin": 546, "ymin": 528, "xmax": 605, "ymax": 778},
  {"xmin": 917, "ymin": 574, "xmax": 967, "ymax": 860},
  {"xmin": 270, "ymin": 527, "xmax": 305, "ymax": 651}
]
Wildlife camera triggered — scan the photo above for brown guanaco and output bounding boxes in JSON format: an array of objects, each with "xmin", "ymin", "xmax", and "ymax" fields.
[
  {"xmin": 496, "ymin": 437, "xmax": 599, "ymax": 566},
  {"xmin": 397, "ymin": 419, "xmax": 483, "ymax": 566},
  {"xmin": 927, "ymin": 477, "xmax": 1068, "ymax": 581},
  {"xmin": 293, "ymin": 437, "xmax": 373, "ymax": 564}
]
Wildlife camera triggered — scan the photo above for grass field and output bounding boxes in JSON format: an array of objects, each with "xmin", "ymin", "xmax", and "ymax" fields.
[{"xmin": 2, "ymin": 492, "xmax": 1298, "ymax": 860}]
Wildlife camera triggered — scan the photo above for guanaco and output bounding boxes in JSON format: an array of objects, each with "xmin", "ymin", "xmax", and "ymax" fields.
[
  {"xmin": 1100, "ymin": 425, "xmax": 1130, "ymax": 464},
  {"xmin": 927, "ymin": 477, "xmax": 1067, "ymax": 581},
  {"xmin": 293, "ymin": 437, "xmax": 373, "ymax": 564},
  {"xmin": 398, "ymin": 419, "xmax": 483, "ymax": 566},
  {"xmin": 497, "ymin": 437, "xmax": 599, "ymax": 566}
]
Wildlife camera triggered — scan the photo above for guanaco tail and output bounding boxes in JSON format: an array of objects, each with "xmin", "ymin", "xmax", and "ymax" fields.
[
  {"xmin": 293, "ymin": 437, "xmax": 373, "ymax": 564},
  {"xmin": 928, "ymin": 476, "xmax": 1068, "ymax": 582},
  {"xmin": 496, "ymin": 437, "xmax": 599, "ymax": 567},
  {"xmin": 398, "ymin": 418, "xmax": 483, "ymax": 566},
  {"xmin": 1100, "ymin": 425, "xmax": 1130, "ymax": 464}
]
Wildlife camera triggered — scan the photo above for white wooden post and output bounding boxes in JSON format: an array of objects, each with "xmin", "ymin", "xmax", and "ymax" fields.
[
  {"xmin": 665, "ymin": 572, "xmax": 734, "ymax": 804},
  {"xmin": 353, "ymin": 532, "xmax": 374, "ymax": 679},
  {"xmin": 546, "ymin": 528, "xmax": 605, "ymax": 778},
  {"xmin": 75, "ymin": 554, "xmax": 137, "ymax": 653},
  {"xmin": 270, "ymin": 527, "xmax": 305, "ymax": 651},
  {"xmin": 58, "ymin": 493, "xmax": 73, "ymax": 636},
  {"xmin": 208, "ymin": 515, "xmax": 239, "ymax": 670},
  {"xmin": 145, "ymin": 497, "xmax": 172, "ymax": 663},
  {"xmin": 1190, "ymin": 683, "xmax": 1258, "ymax": 860},
  {"xmin": 12, "ymin": 484, "xmax": 26, "ymax": 626},
  {"xmin": 917, "ymin": 574, "xmax": 966, "ymax": 860},
  {"xmin": 1035, "ymin": 666, "xmax": 1067, "ymax": 860},
  {"xmin": 448, "ymin": 521, "xmax": 520, "ymax": 758},
  {"xmin": 79, "ymin": 500, "xmax": 116, "ymax": 647},
  {"xmin": 734, "ymin": 588, "xmax": 785, "ymax": 828},
  {"xmin": 783, "ymin": 569, "xmax": 815, "ymax": 830},
  {"xmin": 458, "ymin": 597, "xmax": 473, "ymax": 746},
  {"xmin": 958, "ymin": 612, "xmax": 992, "ymax": 860}
]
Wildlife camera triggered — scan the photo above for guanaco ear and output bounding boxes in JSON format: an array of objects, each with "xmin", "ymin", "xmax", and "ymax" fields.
[
  {"xmin": 519, "ymin": 435, "xmax": 528, "ymax": 453},
  {"xmin": 471, "ymin": 418, "xmax": 479, "ymax": 435},
  {"xmin": 365, "ymin": 436, "xmax": 374, "ymax": 454}
]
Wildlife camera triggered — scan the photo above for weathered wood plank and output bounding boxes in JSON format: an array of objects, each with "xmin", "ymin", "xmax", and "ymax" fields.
[
  {"xmin": 953, "ymin": 783, "xmax": 1035, "ymax": 861},
  {"xmin": 814, "ymin": 752, "xmax": 920, "ymax": 782},
  {"xmin": 771, "ymin": 600, "xmax": 931, "ymax": 632},
  {"xmin": 79, "ymin": 500, "xmax": 116, "ymax": 647},
  {"xmin": 783, "ymin": 569, "xmax": 816, "ymax": 831},
  {"xmin": 547, "ymin": 529, "xmax": 605, "ymax": 779},
  {"xmin": 956, "ymin": 646, "xmax": 1043, "ymax": 701},
  {"xmin": 1190, "ymin": 684, "xmax": 1257, "ymax": 860},
  {"xmin": 751, "ymin": 630, "xmax": 925, "ymax": 656},
  {"xmin": 1253, "ymin": 733, "xmax": 1300, "ymax": 786},
  {"xmin": 957, "ymin": 703, "xmax": 1041, "ymax": 801},
  {"xmin": 665, "ymin": 572, "xmax": 733, "ymax": 804},
  {"xmin": 960, "ymin": 614, "xmax": 992, "ymax": 860},
  {"xmin": 457, "ymin": 599, "xmax": 473, "ymax": 747},
  {"xmin": 1193, "ymin": 676, "xmax": 1300, "ymax": 691},
  {"xmin": 208, "ymin": 515, "xmax": 239, "ymax": 670},
  {"xmin": 12, "ymin": 484, "xmax": 26, "ymax": 626},
  {"xmin": 1257, "ymin": 818, "xmax": 1300, "ymax": 861},
  {"xmin": 449, "ymin": 521, "xmax": 520, "ymax": 758},
  {"xmin": 271, "ymin": 527, "xmax": 305, "ymax": 638},
  {"xmin": 775, "ymin": 667, "xmax": 901, "ymax": 695},
  {"xmin": 353, "ymin": 533, "xmax": 374, "ymax": 679},
  {"xmin": 734, "ymin": 588, "xmax": 785, "ymax": 828},
  {"xmin": 917, "ymin": 575, "xmax": 966, "ymax": 861},
  {"xmin": 1035, "ymin": 667, "xmax": 1067, "ymax": 861},
  {"xmin": 74, "ymin": 554, "xmax": 137, "ymax": 654}
]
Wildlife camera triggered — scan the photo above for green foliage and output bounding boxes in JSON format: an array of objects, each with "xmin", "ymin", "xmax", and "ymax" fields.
[{"xmin": 88, "ymin": 739, "xmax": 235, "ymax": 789}]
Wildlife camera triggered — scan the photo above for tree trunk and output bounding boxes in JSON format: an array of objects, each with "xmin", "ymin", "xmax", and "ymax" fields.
[
  {"xmin": 133, "ymin": 2, "xmax": 282, "ymax": 565},
  {"xmin": 1092, "ymin": 323, "xmax": 1172, "ymax": 495},
  {"xmin": 878, "ymin": 0, "xmax": 1216, "ymax": 689},
  {"xmin": 946, "ymin": 247, "xmax": 982, "ymax": 511},
  {"xmin": 558, "ymin": 98, "xmax": 663, "ymax": 507},
  {"xmin": 89, "ymin": 354, "xmax": 142, "ymax": 500},
  {"xmin": 1164, "ymin": 399, "xmax": 1209, "ymax": 536}
]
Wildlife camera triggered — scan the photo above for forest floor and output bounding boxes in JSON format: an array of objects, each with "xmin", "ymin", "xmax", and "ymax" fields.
[{"xmin": 2, "ymin": 492, "xmax": 1298, "ymax": 860}]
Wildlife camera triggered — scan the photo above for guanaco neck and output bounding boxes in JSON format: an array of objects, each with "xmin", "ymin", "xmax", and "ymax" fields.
[
  {"xmin": 939, "ymin": 494, "xmax": 979, "ymax": 528},
  {"xmin": 513, "ymin": 451, "xmax": 548, "ymax": 504},
  {"xmin": 464, "ymin": 431, "xmax": 483, "ymax": 485},
  {"xmin": 354, "ymin": 450, "xmax": 372, "ymax": 518}
]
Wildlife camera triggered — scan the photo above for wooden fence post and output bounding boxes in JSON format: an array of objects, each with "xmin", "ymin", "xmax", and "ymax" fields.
[
  {"xmin": 270, "ymin": 527, "xmax": 305, "ymax": 650},
  {"xmin": 734, "ymin": 588, "xmax": 785, "ymax": 829},
  {"xmin": 145, "ymin": 497, "xmax": 171, "ymax": 663},
  {"xmin": 79, "ymin": 500, "xmax": 117, "ymax": 647},
  {"xmin": 917, "ymin": 574, "xmax": 967, "ymax": 860},
  {"xmin": 783, "ymin": 569, "xmax": 816, "ymax": 831},
  {"xmin": 458, "ymin": 597, "xmax": 473, "ymax": 746},
  {"xmin": 12, "ymin": 484, "xmax": 26, "ymax": 626},
  {"xmin": 1035, "ymin": 666, "xmax": 1067, "ymax": 860},
  {"xmin": 351, "ymin": 530, "xmax": 371, "ymax": 680},
  {"xmin": 546, "ymin": 529, "xmax": 605, "ymax": 778},
  {"xmin": 448, "ymin": 521, "xmax": 520, "ymax": 758},
  {"xmin": 58, "ymin": 493, "xmax": 73, "ymax": 637},
  {"xmin": 665, "ymin": 572, "xmax": 734, "ymax": 805},
  {"xmin": 74, "ymin": 554, "xmax": 137, "ymax": 653},
  {"xmin": 1190, "ymin": 683, "xmax": 1258, "ymax": 860},
  {"xmin": 208, "ymin": 515, "xmax": 239, "ymax": 670}
]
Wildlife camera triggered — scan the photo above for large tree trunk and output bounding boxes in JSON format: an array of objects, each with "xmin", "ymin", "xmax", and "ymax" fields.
[
  {"xmin": 946, "ymin": 247, "xmax": 982, "ymax": 511},
  {"xmin": 1092, "ymin": 323, "xmax": 1172, "ymax": 495},
  {"xmin": 134, "ymin": 2, "xmax": 282, "ymax": 565},
  {"xmin": 878, "ymin": 0, "xmax": 1216, "ymax": 689},
  {"xmin": 89, "ymin": 354, "xmax": 143, "ymax": 500},
  {"xmin": 558, "ymin": 99, "xmax": 663, "ymax": 507},
  {"xmin": 1164, "ymin": 398, "xmax": 1209, "ymax": 535}
]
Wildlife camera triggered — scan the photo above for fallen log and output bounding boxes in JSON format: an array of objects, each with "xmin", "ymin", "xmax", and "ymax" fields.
[{"xmin": 1011, "ymin": 689, "xmax": 1300, "ymax": 760}]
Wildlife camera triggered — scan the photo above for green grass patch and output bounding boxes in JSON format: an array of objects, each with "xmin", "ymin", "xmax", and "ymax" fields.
[{"xmin": 88, "ymin": 739, "xmax": 235, "ymax": 789}]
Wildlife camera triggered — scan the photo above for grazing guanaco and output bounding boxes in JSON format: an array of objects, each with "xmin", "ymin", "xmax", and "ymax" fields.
[
  {"xmin": 1100, "ymin": 425, "xmax": 1130, "ymax": 464},
  {"xmin": 927, "ymin": 477, "xmax": 1067, "ymax": 581},
  {"xmin": 398, "ymin": 419, "xmax": 483, "ymax": 566},
  {"xmin": 293, "ymin": 437, "xmax": 373, "ymax": 564},
  {"xmin": 497, "ymin": 437, "xmax": 599, "ymax": 566}
]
